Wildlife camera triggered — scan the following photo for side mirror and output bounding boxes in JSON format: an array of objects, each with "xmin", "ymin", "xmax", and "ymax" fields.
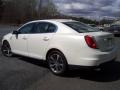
[{"xmin": 12, "ymin": 30, "xmax": 19, "ymax": 34}]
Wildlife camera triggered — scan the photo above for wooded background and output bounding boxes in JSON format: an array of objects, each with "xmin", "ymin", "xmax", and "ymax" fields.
[{"xmin": 0, "ymin": 0, "xmax": 114, "ymax": 25}]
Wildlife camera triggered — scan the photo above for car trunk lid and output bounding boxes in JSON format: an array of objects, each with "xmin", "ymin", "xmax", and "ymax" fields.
[{"xmin": 83, "ymin": 31, "xmax": 115, "ymax": 51}]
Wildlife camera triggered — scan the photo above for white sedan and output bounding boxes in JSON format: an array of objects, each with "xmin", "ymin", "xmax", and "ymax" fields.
[{"xmin": 1, "ymin": 19, "xmax": 117, "ymax": 75}]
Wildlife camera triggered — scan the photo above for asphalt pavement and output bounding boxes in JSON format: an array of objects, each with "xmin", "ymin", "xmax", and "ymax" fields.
[{"xmin": 0, "ymin": 25, "xmax": 120, "ymax": 90}]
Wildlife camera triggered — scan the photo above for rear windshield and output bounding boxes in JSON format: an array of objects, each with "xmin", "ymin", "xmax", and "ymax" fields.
[{"xmin": 63, "ymin": 22, "xmax": 99, "ymax": 33}]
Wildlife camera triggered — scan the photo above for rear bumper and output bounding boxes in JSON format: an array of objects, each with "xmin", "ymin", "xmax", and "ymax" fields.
[
  {"xmin": 69, "ymin": 58, "xmax": 116, "ymax": 70},
  {"xmin": 67, "ymin": 47, "xmax": 117, "ymax": 67},
  {"xmin": 93, "ymin": 48, "xmax": 117, "ymax": 66}
]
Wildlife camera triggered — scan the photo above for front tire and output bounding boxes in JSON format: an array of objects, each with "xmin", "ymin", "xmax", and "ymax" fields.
[
  {"xmin": 1, "ymin": 41, "xmax": 13, "ymax": 57},
  {"xmin": 47, "ymin": 50, "xmax": 68, "ymax": 75}
]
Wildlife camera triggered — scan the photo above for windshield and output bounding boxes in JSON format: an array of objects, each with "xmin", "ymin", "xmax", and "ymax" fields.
[{"xmin": 63, "ymin": 21, "xmax": 99, "ymax": 33}]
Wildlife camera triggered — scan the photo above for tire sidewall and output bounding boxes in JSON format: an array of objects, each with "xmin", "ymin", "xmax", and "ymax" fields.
[
  {"xmin": 47, "ymin": 50, "xmax": 68, "ymax": 75},
  {"xmin": 1, "ymin": 41, "xmax": 13, "ymax": 57}
]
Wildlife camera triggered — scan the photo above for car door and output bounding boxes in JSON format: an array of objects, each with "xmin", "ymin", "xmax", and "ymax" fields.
[
  {"xmin": 28, "ymin": 22, "xmax": 57, "ymax": 60},
  {"xmin": 11, "ymin": 23, "xmax": 34, "ymax": 56}
]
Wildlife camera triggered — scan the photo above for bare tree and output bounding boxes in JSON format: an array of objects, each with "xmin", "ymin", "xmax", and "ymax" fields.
[
  {"xmin": 2, "ymin": 0, "xmax": 37, "ymax": 23},
  {"xmin": 1, "ymin": 0, "xmax": 58, "ymax": 23},
  {"xmin": 0, "ymin": 0, "xmax": 3, "ymax": 9},
  {"xmin": 12, "ymin": 0, "xmax": 37, "ymax": 23},
  {"xmin": 0, "ymin": 0, "xmax": 3, "ymax": 20},
  {"xmin": 37, "ymin": 0, "xmax": 58, "ymax": 19}
]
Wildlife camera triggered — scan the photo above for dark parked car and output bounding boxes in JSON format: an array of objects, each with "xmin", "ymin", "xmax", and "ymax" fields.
[{"xmin": 107, "ymin": 25, "xmax": 120, "ymax": 37}]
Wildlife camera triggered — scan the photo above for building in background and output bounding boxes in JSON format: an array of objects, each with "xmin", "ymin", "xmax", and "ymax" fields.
[{"xmin": 113, "ymin": 20, "xmax": 120, "ymax": 25}]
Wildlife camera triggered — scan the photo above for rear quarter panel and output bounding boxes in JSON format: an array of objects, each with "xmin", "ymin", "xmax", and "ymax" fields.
[{"xmin": 45, "ymin": 33, "xmax": 93, "ymax": 64}]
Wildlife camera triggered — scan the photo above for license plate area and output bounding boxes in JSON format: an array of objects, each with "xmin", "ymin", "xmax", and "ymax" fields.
[{"xmin": 104, "ymin": 38, "xmax": 114, "ymax": 50}]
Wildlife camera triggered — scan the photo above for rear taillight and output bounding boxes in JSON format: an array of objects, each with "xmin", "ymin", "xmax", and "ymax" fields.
[{"xmin": 85, "ymin": 35, "xmax": 97, "ymax": 49}]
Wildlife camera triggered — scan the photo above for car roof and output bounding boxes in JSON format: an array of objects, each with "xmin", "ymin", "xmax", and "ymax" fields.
[{"xmin": 30, "ymin": 19, "xmax": 76, "ymax": 23}]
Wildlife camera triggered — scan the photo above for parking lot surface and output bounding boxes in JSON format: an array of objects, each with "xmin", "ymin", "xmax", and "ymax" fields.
[{"xmin": 0, "ymin": 25, "xmax": 120, "ymax": 90}]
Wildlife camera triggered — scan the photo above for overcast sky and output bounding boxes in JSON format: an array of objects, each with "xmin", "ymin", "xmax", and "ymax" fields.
[{"xmin": 52, "ymin": 0, "xmax": 120, "ymax": 19}]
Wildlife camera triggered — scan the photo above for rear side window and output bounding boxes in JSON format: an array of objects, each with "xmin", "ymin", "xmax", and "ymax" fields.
[
  {"xmin": 46, "ymin": 23, "xmax": 56, "ymax": 33},
  {"xmin": 36, "ymin": 23, "xmax": 48, "ymax": 33},
  {"xmin": 30, "ymin": 22, "xmax": 57, "ymax": 33}
]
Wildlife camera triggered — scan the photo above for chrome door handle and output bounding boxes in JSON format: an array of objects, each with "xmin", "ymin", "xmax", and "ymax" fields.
[
  {"xmin": 43, "ymin": 37, "xmax": 49, "ymax": 41},
  {"xmin": 22, "ymin": 37, "xmax": 27, "ymax": 40}
]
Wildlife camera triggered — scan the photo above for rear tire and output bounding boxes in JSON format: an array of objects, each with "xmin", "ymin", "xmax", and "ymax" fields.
[
  {"xmin": 47, "ymin": 50, "xmax": 68, "ymax": 75},
  {"xmin": 1, "ymin": 41, "xmax": 13, "ymax": 57}
]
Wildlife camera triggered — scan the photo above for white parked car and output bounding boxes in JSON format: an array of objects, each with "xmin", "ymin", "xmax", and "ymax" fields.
[{"xmin": 1, "ymin": 19, "xmax": 117, "ymax": 75}]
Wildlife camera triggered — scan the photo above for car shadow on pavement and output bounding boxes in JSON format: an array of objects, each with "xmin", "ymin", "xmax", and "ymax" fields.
[
  {"xmin": 16, "ymin": 56, "xmax": 48, "ymax": 68},
  {"xmin": 15, "ymin": 55, "xmax": 120, "ymax": 82},
  {"xmin": 64, "ymin": 61, "xmax": 120, "ymax": 82}
]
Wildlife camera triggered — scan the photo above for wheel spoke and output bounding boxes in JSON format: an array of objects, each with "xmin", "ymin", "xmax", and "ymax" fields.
[
  {"xmin": 58, "ymin": 65, "xmax": 63, "ymax": 71},
  {"xmin": 55, "ymin": 65, "xmax": 59, "ymax": 72},
  {"xmin": 50, "ymin": 56, "xmax": 55, "ymax": 61},
  {"xmin": 3, "ymin": 50, "xmax": 8, "ymax": 52},
  {"xmin": 7, "ymin": 50, "xmax": 10, "ymax": 55},
  {"xmin": 50, "ymin": 64, "xmax": 56, "ymax": 68},
  {"xmin": 49, "ymin": 56, "xmax": 55, "ymax": 64},
  {"xmin": 2, "ymin": 46, "xmax": 8, "ymax": 53},
  {"xmin": 59, "ymin": 64, "xmax": 64, "ymax": 67},
  {"xmin": 56, "ymin": 54, "xmax": 60, "ymax": 61}
]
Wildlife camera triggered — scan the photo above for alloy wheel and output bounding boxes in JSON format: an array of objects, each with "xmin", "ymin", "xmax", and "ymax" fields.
[
  {"xmin": 1, "ymin": 42, "xmax": 13, "ymax": 57},
  {"xmin": 47, "ymin": 51, "xmax": 67, "ymax": 75}
]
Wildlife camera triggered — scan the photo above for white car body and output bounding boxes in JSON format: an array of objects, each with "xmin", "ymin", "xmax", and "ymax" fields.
[{"xmin": 2, "ymin": 19, "xmax": 117, "ymax": 67}]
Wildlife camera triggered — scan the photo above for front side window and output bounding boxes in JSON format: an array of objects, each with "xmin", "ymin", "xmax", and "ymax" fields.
[
  {"xmin": 63, "ymin": 22, "xmax": 99, "ymax": 33},
  {"xmin": 19, "ymin": 23, "xmax": 34, "ymax": 34}
]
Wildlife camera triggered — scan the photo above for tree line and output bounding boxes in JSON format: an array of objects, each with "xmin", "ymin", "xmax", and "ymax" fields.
[
  {"xmin": 0, "ymin": 0, "xmax": 103, "ymax": 25},
  {"xmin": 0, "ymin": 0, "xmax": 58, "ymax": 24}
]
